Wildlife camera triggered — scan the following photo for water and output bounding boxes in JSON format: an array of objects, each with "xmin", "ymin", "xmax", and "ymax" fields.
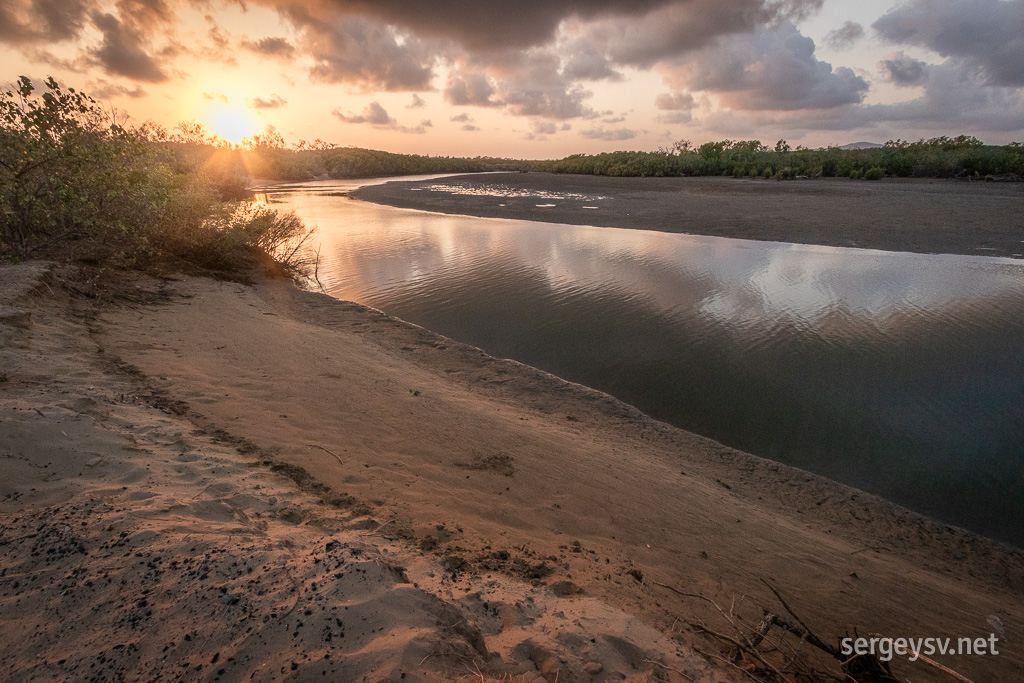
[{"xmin": 263, "ymin": 177, "xmax": 1024, "ymax": 547}]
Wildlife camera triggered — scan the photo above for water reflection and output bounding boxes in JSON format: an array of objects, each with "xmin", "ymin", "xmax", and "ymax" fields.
[{"xmin": 269, "ymin": 179, "xmax": 1024, "ymax": 547}]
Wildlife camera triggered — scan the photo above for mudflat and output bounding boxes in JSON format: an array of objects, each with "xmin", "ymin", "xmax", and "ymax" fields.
[{"xmin": 351, "ymin": 172, "xmax": 1024, "ymax": 259}]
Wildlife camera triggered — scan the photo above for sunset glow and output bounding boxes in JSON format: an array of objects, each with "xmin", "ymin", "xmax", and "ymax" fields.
[
  {"xmin": 1, "ymin": 1, "xmax": 1021, "ymax": 155},
  {"xmin": 205, "ymin": 104, "xmax": 257, "ymax": 145}
]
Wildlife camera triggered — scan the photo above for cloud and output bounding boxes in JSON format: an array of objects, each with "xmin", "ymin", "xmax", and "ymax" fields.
[
  {"xmin": 580, "ymin": 126, "xmax": 638, "ymax": 140},
  {"xmin": 89, "ymin": 10, "xmax": 169, "ymax": 82},
  {"xmin": 87, "ymin": 78, "xmax": 147, "ymax": 99},
  {"xmin": 332, "ymin": 101, "xmax": 431, "ymax": 132},
  {"xmin": 333, "ymin": 100, "xmax": 394, "ymax": 125},
  {"xmin": 573, "ymin": 0, "xmax": 826, "ymax": 69},
  {"xmin": 655, "ymin": 90, "xmax": 693, "ymax": 110},
  {"xmin": 671, "ymin": 23, "xmax": 868, "ymax": 111},
  {"xmin": 283, "ymin": 11, "xmax": 435, "ymax": 91},
  {"xmin": 461, "ymin": 124, "xmax": 480, "ymax": 131},
  {"xmin": 657, "ymin": 111, "xmax": 692, "ymax": 124},
  {"xmin": 444, "ymin": 70, "xmax": 500, "ymax": 107},
  {"xmin": 701, "ymin": 58, "xmax": 1024, "ymax": 137},
  {"xmin": 203, "ymin": 91, "xmax": 230, "ymax": 102},
  {"xmin": 0, "ymin": 0, "xmax": 92, "ymax": 45},
  {"xmin": 450, "ymin": 113, "xmax": 473, "ymax": 122},
  {"xmin": 824, "ymin": 20, "xmax": 863, "ymax": 50},
  {"xmin": 265, "ymin": 0, "xmax": 676, "ymax": 52},
  {"xmin": 444, "ymin": 51, "xmax": 596, "ymax": 119},
  {"xmin": 873, "ymin": 0, "xmax": 1024, "ymax": 87},
  {"xmin": 530, "ymin": 119, "xmax": 558, "ymax": 135},
  {"xmin": 877, "ymin": 51, "xmax": 930, "ymax": 87},
  {"xmin": 407, "ymin": 93, "xmax": 426, "ymax": 108},
  {"xmin": 248, "ymin": 93, "xmax": 287, "ymax": 109},
  {"xmin": 560, "ymin": 46, "xmax": 622, "ymax": 81},
  {"xmin": 240, "ymin": 36, "xmax": 296, "ymax": 59}
]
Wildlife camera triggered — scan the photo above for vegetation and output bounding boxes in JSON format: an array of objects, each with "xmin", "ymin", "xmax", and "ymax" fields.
[
  {"xmin": 5, "ymin": 75, "xmax": 1021, "ymax": 275},
  {"xmin": 541, "ymin": 137, "xmax": 1024, "ymax": 181},
  {"xmin": 143, "ymin": 120, "xmax": 536, "ymax": 184},
  {"xmin": 1, "ymin": 76, "xmax": 313, "ymax": 278}
]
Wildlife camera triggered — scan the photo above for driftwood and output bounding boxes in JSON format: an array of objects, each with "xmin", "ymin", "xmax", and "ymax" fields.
[{"xmin": 655, "ymin": 578, "xmax": 972, "ymax": 683}]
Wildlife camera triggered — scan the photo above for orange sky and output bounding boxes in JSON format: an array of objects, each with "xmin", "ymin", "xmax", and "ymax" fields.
[{"xmin": 2, "ymin": 0, "xmax": 1022, "ymax": 157}]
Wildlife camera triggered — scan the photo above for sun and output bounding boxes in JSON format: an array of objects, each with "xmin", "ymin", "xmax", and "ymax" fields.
[{"xmin": 205, "ymin": 104, "xmax": 257, "ymax": 145}]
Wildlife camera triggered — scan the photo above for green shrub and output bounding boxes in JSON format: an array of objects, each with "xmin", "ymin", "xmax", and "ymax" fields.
[
  {"xmin": 848, "ymin": 168, "xmax": 863, "ymax": 180},
  {"xmin": 1, "ymin": 76, "xmax": 314, "ymax": 280},
  {"xmin": 863, "ymin": 167, "xmax": 885, "ymax": 181}
]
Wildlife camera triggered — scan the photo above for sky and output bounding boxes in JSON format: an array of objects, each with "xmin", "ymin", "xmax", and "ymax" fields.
[{"xmin": 2, "ymin": 0, "xmax": 1023, "ymax": 158}]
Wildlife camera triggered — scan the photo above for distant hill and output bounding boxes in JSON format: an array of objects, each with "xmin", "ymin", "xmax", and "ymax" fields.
[{"xmin": 839, "ymin": 141, "xmax": 884, "ymax": 150}]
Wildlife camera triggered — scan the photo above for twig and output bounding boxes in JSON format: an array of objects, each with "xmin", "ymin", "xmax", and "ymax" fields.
[
  {"xmin": 643, "ymin": 657, "xmax": 695, "ymax": 681},
  {"xmin": 760, "ymin": 578, "xmax": 840, "ymax": 658},
  {"xmin": 306, "ymin": 443, "xmax": 345, "ymax": 465}
]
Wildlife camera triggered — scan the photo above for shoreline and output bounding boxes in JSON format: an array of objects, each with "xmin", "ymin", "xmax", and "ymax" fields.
[
  {"xmin": 2, "ymin": 261, "xmax": 1019, "ymax": 680},
  {"xmin": 350, "ymin": 172, "xmax": 1024, "ymax": 260}
]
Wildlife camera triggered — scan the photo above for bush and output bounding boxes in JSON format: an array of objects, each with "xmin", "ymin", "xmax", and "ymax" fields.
[
  {"xmin": 863, "ymin": 167, "xmax": 885, "ymax": 181},
  {"xmin": 1, "ymin": 76, "xmax": 314, "ymax": 281}
]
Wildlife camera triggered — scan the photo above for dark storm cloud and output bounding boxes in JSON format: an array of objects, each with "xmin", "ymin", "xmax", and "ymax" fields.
[
  {"xmin": 873, "ymin": 0, "xmax": 1024, "ymax": 87},
  {"xmin": 878, "ymin": 52, "xmax": 930, "ymax": 86},
  {"xmin": 824, "ymin": 20, "xmax": 864, "ymax": 50},
  {"xmin": 269, "ymin": 0, "xmax": 675, "ymax": 51},
  {"xmin": 241, "ymin": 36, "xmax": 297, "ymax": 59},
  {"xmin": 0, "ymin": 0, "xmax": 91, "ymax": 44},
  {"xmin": 679, "ymin": 23, "xmax": 868, "ymax": 110},
  {"xmin": 89, "ymin": 11, "xmax": 169, "ymax": 82}
]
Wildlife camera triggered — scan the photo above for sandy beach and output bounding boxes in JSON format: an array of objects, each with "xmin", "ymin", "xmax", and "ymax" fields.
[
  {"xmin": 351, "ymin": 173, "xmax": 1024, "ymax": 259},
  {"xmin": 1, "ymin": 257, "xmax": 1021, "ymax": 682}
]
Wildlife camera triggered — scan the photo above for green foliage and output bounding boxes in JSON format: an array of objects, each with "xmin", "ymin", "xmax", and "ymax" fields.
[
  {"xmin": 543, "ymin": 136, "xmax": 1024, "ymax": 181},
  {"xmin": 1, "ymin": 76, "xmax": 313, "ymax": 279},
  {"xmin": 232, "ymin": 145, "xmax": 535, "ymax": 182},
  {"xmin": 863, "ymin": 167, "xmax": 885, "ymax": 181},
  {"xmin": 1, "ymin": 76, "xmax": 158, "ymax": 256}
]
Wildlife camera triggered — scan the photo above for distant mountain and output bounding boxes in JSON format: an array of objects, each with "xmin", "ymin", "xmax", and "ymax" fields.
[{"xmin": 839, "ymin": 141, "xmax": 884, "ymax": 150}]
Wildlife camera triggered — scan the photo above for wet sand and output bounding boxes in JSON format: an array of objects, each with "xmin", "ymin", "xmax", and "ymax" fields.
[
  {"xmin": 3, "ymin": 262, "xmax": 1020, "ymax": 681},
  {"xmin": 352, "ymin": 173, "xmax": 1024, "ymax": 259}
]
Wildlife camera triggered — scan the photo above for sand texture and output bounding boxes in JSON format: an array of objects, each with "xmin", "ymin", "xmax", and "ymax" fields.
[
  {"xmin": 1, "ymin": 261, "xmax": 1021, "ymax": 681},
  {"xmin": 351, "ymin": 173, "xmax": 1024, "ymax": 259}
]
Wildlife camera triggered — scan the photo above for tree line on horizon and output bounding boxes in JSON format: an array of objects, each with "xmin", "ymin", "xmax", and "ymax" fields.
[
  {"xmin": 541, "ymin": 137, "xmax": 1024, "ymax": 181},
  {"xmin": 4, "ymin": 76, "xmax": 1023, "ymax": 267}
]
